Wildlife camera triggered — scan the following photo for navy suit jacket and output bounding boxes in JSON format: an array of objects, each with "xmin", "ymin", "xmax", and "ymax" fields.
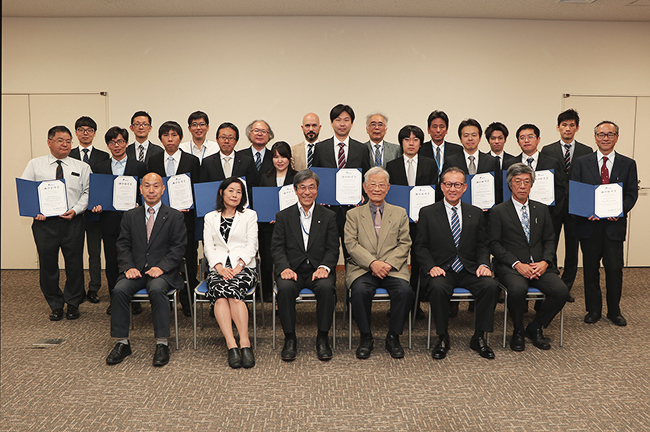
[
  {"xmin": 70, "ymin": 146, "xmax": 110, "ymax": 172},
  {"xmin": 312, "ymin": 137, "xmax": 371, "ymax": 175},
  {"xmin": 385, "ymin": 156, "xmax": 438, "ymax": 187},
  {"xmin": 200, "ymin": 151, "xmax": 258, "ymax": 184},
  {"xmin": 418, "ymin": 140, "xmax": 463, "ymax": 172},
  {"xmin": 236, "ymin": 147, "xmax": 274, "ymax": 186}
]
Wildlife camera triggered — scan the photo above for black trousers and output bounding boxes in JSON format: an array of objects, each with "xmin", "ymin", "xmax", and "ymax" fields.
[
  {"xmin": 84, "ymin": 219, "xmax": 103, "ymax": 293},
  {"xmin": 258, "ymin": 222, "xmax": 274, "ymax": 299},
  {"xmin": 32, "ymin": 216, "xmax": 85, "ymax": 309},
  {"xmin": 101, "ymin": 226, "xmax": 120, "ymax": 296},
  {"xmin": 555, "ymin": 209, "xmax": 580, "ymax": 291},
  {"xmin": 408, "ymin": 223, "xmax": 421, "ymax": 302},
  {"xmin": 111, "ymin": 275, "xmax": 171, "ymax": 339},
  {"xmin": 334, "ymin": 206, "xmax": 351, "ymax": 259}
]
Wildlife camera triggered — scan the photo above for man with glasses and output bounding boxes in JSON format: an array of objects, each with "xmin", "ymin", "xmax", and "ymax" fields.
[
  {"xmin": 414, "ymin": 167, "xmax": 499, "ymax": 360},
  {"xmin": 238, "ymin": 120, "xmax": 275, "ymax": 186},
  {"xmin": 364, "ymin": 113, "xmax": 401, "ymax": 169},
  {"xmin": 180, "ymin": 111, "xmax": 218, "ymax": 164},
  {"xmin": 126, "ymin": 111, "xmax": 163, "ymax": 164},
  {"xmin": 201, "ymin": 123, "xmax": 257, "ymax": 185},
  {"xmin": 572, "ymin": 121, "xmax": 638, "ymax": 327},
  {"xmin": 292, "ymin": 113, "xmax": 322, "ymax": 171},
  {"xmin": 21, "ymin": 126, "xmax": 91, "ymax": 320},
  {"xmin": 69, "ymin": 116, "xmax": 109, "ymax": 304}
]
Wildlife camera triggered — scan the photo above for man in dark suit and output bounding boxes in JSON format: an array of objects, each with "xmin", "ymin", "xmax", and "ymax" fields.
[
  {"xmin": 90, "ymin": 126, "xmax": 148, "ymax": 314},
  {"xmin": 271, "ymin": 170, "xmax": 339, "ymax": 361},
  {"xmin": 105, "ymin": 172, "xmax": 187, "ymax": 367},
  {"xmin": 415, "ymin": 167, "xmax": 499, "ymax": 360},
  {"xmin": 126, "ymin": 111, "xmax": 164, "ymax": 164},
  {"xmin": 572, "ymin": 121, "xmax": 638, "ymax": 327},
  {"xmin": 148, "ymin": 121, "xmax": 200, "ymax": 317},
  {"xmin": 236, "ymin": 119, "xmax": 274, "ymax": 186},
  {"xmin": 541, "ymin": 109, "xmax": 593, "ymax": 301},
  {"xmin": 200, "ymin": 122, "xmax": 257, "ymax": 185},
  {"xmin": 489, "ymin": 163, "xmax": 569, "ymax": 351},
  {"xmin": 485, "ymin": 122, "xmax": 515, "ymax": 205},
  {"xmin": 364, "ymin": 113, "xmax": 401, "ymax": 169},
  {"xmin": 418, "ymin": 110, "xmax": 463, "ymax": 176},
  {"xmin": 70, "ymin": 116, "xmax": 110, "ymax": 303}
]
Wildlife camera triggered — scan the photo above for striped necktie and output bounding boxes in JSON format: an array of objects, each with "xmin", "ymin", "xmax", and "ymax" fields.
[
  {"xmin": 55, "ymin": 160, "xmax": 64, "ymax": 180},
  {"xmin": 82, "ymin": 149, "xmax": 89, "ymax": 163},
  {"xmin": 255, "ymin": 152, "xmax": 262, "ymax": 171},
  {"xmin": 337, "ymin": 143, "xmax": 346, "ymax": 169},
  {"xmin": 374, "ymin": 144, "xmax": 382, "ymax": 167},
  {"xmin": 451, "ymin": 207, "xmax": 463, "ymax": 272},
  {"xmin": 564, "ymin": 144, "xmax": 571, "ymax": 174},
  {"xmin": 307, "ymin": 144, "xmax": 314, "ymax": 168}
]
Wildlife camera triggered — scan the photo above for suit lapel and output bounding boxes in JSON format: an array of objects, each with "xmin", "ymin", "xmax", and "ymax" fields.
[
  {"xmin": 290, "ymin": 205, "xmax": 305, "ymax": 252},
  {"xmin": 376, "ymin": 205, "xmax": 394, "ymax": 252},
  {"xmin": 306, "ymin": 205, "xmax": 322, "ymax": 251},
  {"xmin": 609, "ymin": 152, "xmax": 623, "ymax": 183},
  {"xmin": 434, "ymin": 203, "xmax": 456, "ymax": 249},
  {"xmin": 505, "ymin": 199, "xmax": 528, "ymax": 243},
  {"xmin": 529, "ymin": 202, "xmax": 541, "ymax": 242},
  {"xmin": 134, "ymin": 206, "xmax": 148, "ymax": 246},
  {"xmin": 359, "ymin": 206, "xmax": 377, "ymax": 253},
  {"xmin": 586, "ymin": 153, "xmax": 601, "ymax": 184}
]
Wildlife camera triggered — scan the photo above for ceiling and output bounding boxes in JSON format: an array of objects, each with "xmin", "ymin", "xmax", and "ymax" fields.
[{"xmin": 3, "ymin": 0, "xmax": 650, "ymax": 21}]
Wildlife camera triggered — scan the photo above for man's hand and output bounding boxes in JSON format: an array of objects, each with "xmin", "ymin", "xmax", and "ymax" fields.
[
  {"xmin": 312, "ymin": 267, "xmax": 329, "ymax": 281},
  {"xmin": 514, "ymin": 262, "xmax": 537, "ymax": 280},
  {"xmin": 529, "ymin": 261, "xmax": 548, "ymax": 278},
  {"xmin": 281, "ymin": 268, "xmax": 298, "ymax": 281},
  {"xmin": 607, "ymin": 217, "xmax": 619, "ymax": 221},
  {"xmin": 476, "ymin": 265, "xmax": 492, "ymax": 277},
  {"xmin": 34, "ymin": 214, "xmax": 46, "ymax": 221},
  {"xmin": 588, "ymin": 215, "xmax": 600, "ymax": 221},
  {"xmin": 60, "ymin": 209, "xmax": 76, "ymax": 220},
  {"xmin": 429, "ymin": 266, "xmax": 446, "ymax": 277},
  {"xmin": 91, "ymin": 205, "xmax": 103, "ymax": 213},
  {"xmin": 370, "ymin": 260, "xmax": 392, "ymax": 279},
  {"xmin": 125, "ymin": 268, "xmax": 142, "ymax": 279},
  {"xmin": 180, "ymin": 209, "xmax": 190, "ymax": 213},
  {"xmin": 145, "ymin": 266, "xmax": 164, "ymax": 278}
]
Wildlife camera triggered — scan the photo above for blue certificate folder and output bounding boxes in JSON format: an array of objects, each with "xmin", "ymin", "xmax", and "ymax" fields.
[
  {"xmin": 310, "ymin": 168, "xmax": 363, "ymax": 205},
  {"xmin": 16, "ymin": 178, "xmax": 67, "ymax": 217},
  {"xmin": 462, "ymin": 172, "xmax": 495, "ymax": 208},
  {"xmin": 385, "ymin": 185, "xmax": 436, "ymax": 222},
  {"xmin": 193, "ymin": 181, "xmax": 222, "ymax": 217},
  {"xmin": 569, "ymin": 180, "xmax": 624, "ymax": 218},
  {"xmin": 502, "ymin": 170, "xmax": 555, "ymax": 206},
  {"xmin": 252, "ymin": 187, "xmax": 281, "ymax": 222},
  {"xmin": 88, "ymin": 173, "xmax": 138, "ymax": 212}
]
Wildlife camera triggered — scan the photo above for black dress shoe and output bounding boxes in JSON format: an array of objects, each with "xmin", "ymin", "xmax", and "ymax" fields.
[
  {"xmin": 470, "ymin": 336, "xmax": 495, "ymax": 359},
  {"xmin": 281, "ymin": 338, "xmax": 297, "ymax": 361},
  {"xmin": 567, "ymin": 294, "xmax": 575, "ymax": 303},
  {"xmin": 106, "ymin": 305, "xmax": 112, "ymax": 315},
  {"xmin": 66, "ymin": 305, "xmax": 80, "ymax": 320},
  {"xmin": 449, "ymin": 302, "xmax": 459, "ymax": 318},
  {"xmin": 49, "ymin": 308, "xmax": 64, "ymax": 321},
  {"xmin": 526, "ymin": 326, "xmax": 551, "ymax": 350},
  {"xmin": 132, "ymin": 303, "xmax": 143, "ymax": 315},
  {"xmin": 584, "ymin": 311, "xmax": 601, "ymax": 324},
  {"xmin": 228, "ymin": 347, "xmax": 242, "ymax": 368},
  {"xmin": 87, "ymin": 291, "xmax": 100, "ymax": 303},
  {"xmin": 432, "ymin": 335, "xmax": 450, "ymax": 360},
  {"xmin": 106, "ymin": 342, "xmax": 132, "ymax": 365},
  {"xmin": 356, "ymin": 335, "xmax": 374, "ymax": 359},
  {"xmin": 385, "ymin": 334, "xmax": 404, "ymax": 359},
  {"xmin": 241, "ymin": 347, "xmax": 255, "ymax": 368},
  {"xmin": 607, "ymin": 314, "xmax": 627, "ymax": 326},
  {"xmin": 316, "ymin": 336, "xmax": 333, "ymax": 361},
  {"xmin": 468, "ymin": 302, "xmax": 475, "ymax": 313},
  {"xmin": 152, "ymin": 343, "xmax": 170, "ymax": 367},
  {"xmin": 510, "ymin": 330, "xmax": 525, "ymax": 351}
]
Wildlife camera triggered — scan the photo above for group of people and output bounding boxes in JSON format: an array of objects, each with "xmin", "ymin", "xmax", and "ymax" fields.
[{"xmin": 20, "ymin": 104, "xmax": 638, "ymax": 368}]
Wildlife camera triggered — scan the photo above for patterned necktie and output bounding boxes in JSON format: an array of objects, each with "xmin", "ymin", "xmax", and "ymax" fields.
[
  {"xmin": 564, "ymin": 144, "xmax": 571, "ymax": 174},
  {"xmin": 468, "ymin": 155, "xmax": 476, "ymax": 175},
  {"xmin": 82, "ymin": 149, "xmax": 89, "ymax": 163},
  {"xmin": 307, "ymin": 144, "xmax": 314, "ymax": 168},
  {"xmin": 407, "ymin": 158, "xmax": 416, "ymax": 187},
  {"xmin": 223, "ymin": 156, "xmax": 232, "ymax": 178},
  {"xmin": 435, "ymin": 146, "xmax": 442, "ymax": 173},
  {"xmin": 166, "ymin": 156, "xmax": 175, "ymax": 177},
  {"xmin": 527, "ymin": 157, "xmax": 534, "ymax": 168},
  {"xmin": 146, "ymin": 207, "xmax": 155, "ymax": 242},
  {"xmin": 55, "ymin": 160, "xmax": 64, "ymax": 180},
  {"xmin": 601, "ymin": 156, "xmax": 609, "ymax": 184},
  {"xmin": 255, "ymin": 152, "xmax": 262, "ymax": 171},
  {"xmin": 337, "ymin": 143, "xmax": 346, "ymax": 169},
  {"xmin": 521, "ymin": 204, "xmax": 531, "ymax": 243},
  {"xmin": 374, "ymin": 208, "xmax": 381, "ymax": 241},
  {"xmin": 374, "ymin": 144, "xmax": 382, "ymax": 167},
  {"xmin": 138, "ymin": 145, "xmax": 145, "ymax": 162},
  {"xmin": 451, "ymin": 207, "xmax": 463, "ymax": 273}
]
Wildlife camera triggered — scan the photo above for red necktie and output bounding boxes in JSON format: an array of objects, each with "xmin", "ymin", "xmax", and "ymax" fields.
[
  {"xmin": 337, "ymin": 143, "xmax": 346, "ymax": 169},
  {"xmin": 600, "ymin": 156, "xmax": 609, "ymax": 184}
]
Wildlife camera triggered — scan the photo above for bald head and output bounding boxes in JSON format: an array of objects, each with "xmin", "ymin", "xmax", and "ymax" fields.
[
  {"xmin": 140, "ymin": 172, "xmax": 165, "ymax": 207},
  {"xmin": 301, "ymin": 112, "xmax": 321, "ymax": 143}
]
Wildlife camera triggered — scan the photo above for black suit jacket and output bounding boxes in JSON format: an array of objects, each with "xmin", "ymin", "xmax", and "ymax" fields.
[
  {"xmin": 571, "ymin": 151, "xmax": 638, "ymax": 241},
  {"xmin": 418, "ymin": 140, "xmax": 463, "ymax": 170},
  {"xmin": 312, "ymin": 137, "xmax": 371, "ymax": 175},
  {"xmin": 70, "ymin": 146, "xmax": 110, "ymax": 172},
  {"xmin": 116, "ymin": 204, "xmax": 187, "ymax": 289},
  {"xmin": 442, "ymin": 151, "xmax": 500, "ymax": 203},
  {"xmin": 259, "ymin": 171, "xmax": 295, "ymax": 187},
  {"xmin": 415, "ymin": 201, "xmax": 491, "ymax": 275},
  {"xmin": 126, "ymin": 141, "xmax": 164, "ymax": 165},
  {"xmin": 541, "ymin": 140, "xmax": 592, "ymax": 213},
  {"xmin": 199, "ymin": 151, "xmax": 258, "ymax": 184},
  {"xmin": 385, "ymin": 156, "xmax": 438, "ymax": 186},
  {"xmin": 271, "ymin": 204, "xmax": 339, "ymax": 276},
  {"xmin": 488, "ymin": 199, "xmax": 558, "ymax": 277},
  {"xmin": 236, "ymin": 147, "xmax": 273, "ymax": 186}
]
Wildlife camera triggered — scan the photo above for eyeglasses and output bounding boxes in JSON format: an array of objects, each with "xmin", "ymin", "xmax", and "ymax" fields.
[
  {"xmin": 76, "ymin": 127, "xmax": 95, "ymax": 134},
  {"xmin": 132, "ymin": 123, "xmax": 151, "ymax": 128},
  {"xmin": 296, "ymin": 184, "xmax": 317, "ymax": 191},
  {"xmin": 596, "ymin": 132, "xmax": 618, "ymax": 139},
  {"xmin": 368, "ymin": 122, "xmax": 385, "ymax": 129},
  {"xmin": 218, "ymin": 135, "xmax": 236, "ymax": 141},
  {"xmin": 441, "ymin": 182, "xmax": 465, "ymax": 189},
  {"xmin": 512, "ymin": 179, "xmax": 532, "ymax": 186},
  {"xmin": 108, "ymin": 139, "xmax": 126, "ymax": 146},
  {"xmin": 366, "ymin": 182, "xmax": 388, "ymax": 190},
  {"xmin": 252, "ymin": 129, "xmax": 268, "ymax": 135},
  {"xmin": 50, "ymin": 138, "xmax": 72, "ymax": 145},
  {"xmin": 518, "ymin": 134, "xmax": 537, "ymax": 141},
  {"xmin": 191, "ymin": 122, "xmax": 207, "ymax": 128}
]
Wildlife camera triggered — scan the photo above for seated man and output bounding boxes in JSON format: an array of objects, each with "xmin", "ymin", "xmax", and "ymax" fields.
[
  {"xmin": 105, "ymin": 173, "xmax": 187, "ymax": 367},
  {"xmin": 271, "ymin": 170, "xmax": 339, "ymax": 361},
  {"xmin": 489, "ymin": 164, "xmax": 569, "ymax": 351},
  {"xmin": 415, "ymin": 167, "xmax": 499, "ymax": 360},
  {"xmin": 345, "ymin": 167, "xmax": 414, "ymax": 359}
]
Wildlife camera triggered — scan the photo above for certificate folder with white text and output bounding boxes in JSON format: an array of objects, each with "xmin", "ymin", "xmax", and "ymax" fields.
[
  {"xmin": 462, "ymin": 172, "xmax": 495, "ymax": 209},
  {"xmin": 88, "ymin": 173, "xmax": 138, "ymax": 212},
  {"xmin": 385, "ymin": 184, "xmax": 436, "ymax": 222},
  {"xmin": 310, "ymin": 168, "xmax": 363, "ymax": 206},
  {"xmin": 569, "ymin": 180, "xmax": 624, "ymax": 218},
  {"xmin": 16, "ymin": 178, "xmax": 68, "ymax": 217}
]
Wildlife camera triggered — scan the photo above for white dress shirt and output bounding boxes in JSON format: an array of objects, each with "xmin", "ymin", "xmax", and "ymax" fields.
[
  {"xmin": 596, "ymin": 150, "xmax": 615, "ymax": 173},
  {"xmin": 298, "ymin": 202, "xmax": 330, "ymax": 273},
  {"xmin": 403, "ymin": 154, "xmax": 419, "ymax": 186},
  {"xmin": 443, "ymin": 199, "xmax": 463, "ymax": 231},
  {"xmin": 520, "ymin": 151, "xmax": 539, "ymax": 170},
  {"xmin": 145, "ymin": 200, "xmax": 162, "ymax": 224},
  {"xmin": 164, "ymin": 150, "xmax": 182, "ymax": 176},
  {"xmin": 179, "ymin": 139, "xmax": 218, "ymax": 163},
  {"xmin": 332, "ymin": 136, "xmax": 350, "ymax": 164}
]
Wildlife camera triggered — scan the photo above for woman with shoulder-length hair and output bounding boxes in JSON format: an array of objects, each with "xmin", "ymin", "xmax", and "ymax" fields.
[{"xmin": 203, "ymin": 177, "xmax": 258, "ymax": 369}]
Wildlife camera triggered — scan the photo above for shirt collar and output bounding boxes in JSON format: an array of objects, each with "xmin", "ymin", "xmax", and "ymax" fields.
[
  {"xmin": 298, "ymin": 202, "xmax": 315, "ymax": 218},
  {"xmin": 335, "ymin": 136, "xmax": 350, "ymax": 146},
  {"xmin": 147, "ymin": 200, "xmax": 162, "ymax": 215},
  {"xmin": 112, "ymin": 155, "xmax": 127, "ymax": 164},
  {"xmin": 80, "ymin": 145, "xmax": 94, "ymax": 154},
  {"xmin": 444, "ymin": 199, "xmax": 461, "ymax": 212},
  {"xmin": 512, "ymin": 198, "xmax": 529, "ymax": 212},
  {"xmin": 597, "ymin": 150, "xmax": 615, "ymax": 163},
  {"xmin": 369, "ymin": 201, "xmax": 385, "ymax": 214}
]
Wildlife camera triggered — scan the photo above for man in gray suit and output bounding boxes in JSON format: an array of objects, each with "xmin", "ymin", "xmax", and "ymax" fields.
[
  {"xmin": 292, "ymin": 112, "xmax": 322, "ymax": 171},
  {"xmin": 364, "ymin": 113, "xmax": 401, "ymax": 169}
]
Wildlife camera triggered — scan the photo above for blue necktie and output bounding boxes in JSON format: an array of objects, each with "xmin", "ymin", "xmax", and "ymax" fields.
[
  {"xmin": 255, "ymin": 152, "xmax": 262, "ymax": 171},
  {"xmin": 451, "ymin": 207, "xmax": 463, "ymax": 273},
  {"xmin": 374, "ymin": 144, "xmax": 382, "ymax": 167},
  {"xmin": 82, "ymin": 149, "xmax": 89, "ymax": 163},
  {"xmin": 166, "ymin": 156, "xmax": 175, "ymax": 177},
  {"xmin": 435, "ymin": 146, "xmax": 442, "ymax": 173},
  {"xmin": 527, "ymin": 157, "xmax": 534, "ymax": 168},
  {"xmin": 521, "ymin": 204, "xmax": 531, "ymax": 243}
]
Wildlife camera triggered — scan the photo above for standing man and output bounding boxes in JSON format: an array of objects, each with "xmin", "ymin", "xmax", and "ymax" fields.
[
  {"xmin": 21, "ymin": 126, "xmax": 91, "ymax": 320},
  {"xmin": 541, "ymin": 109, "xmax": 592, "ymax": 301},
  {"xmin": 238, "ymin": 119, "xmax": 274, "ymax": 186},
  {"xmin": 485, "ymin": 122, "xmax": 515, "ymax": 170},
  {"xmin": 148, "ymin": 121, "xmax": 201, "ymax": 317},
  {"xmin": 443, "ymin": 119, "xmax": 499, "ymax": 180},
  {"xmin": 69, "ymin": 116, "xmax": 109, "ymax": 303},
  {"xmin": 415, "ymin": 167, "xmax": 499, "ymax": 360},
  {"xmin": 105, "ymin": 172, "xmax": 187, "ymax": 367},
  {"xmin": 126, "ymin": 111, "xmax": 163, "ymax": 165},
  {"xmin": 364, "ymin": 113, "xmax": 401, "ymax": 169},
  {"xmin": 345, "ymin": 167, "xmax": 414, "ymax": 359},
  {"xmin": 419, "ymin": 110, "xmax": 463, "ymax": 176},
  {"xmin": 292, "ymin": 113, "xmax": 321, "ymax": 171},
  {"xmin": 572, "ymin": 121, "xmax": 638, "ymax": 326},
  {"xmin": 179, "ymin": 110, "xmax": 219, "ymax": 164},
  {"xmin": 271, "ymin": 170, "xmax": 339, "ymax": 361},
  {"xmin": 200, "ymin": 122, "xmax": 257, "ymax": 184},
  {"xmin": 489, "ymin": 164, "xmax": 569, "ymax": 351}
]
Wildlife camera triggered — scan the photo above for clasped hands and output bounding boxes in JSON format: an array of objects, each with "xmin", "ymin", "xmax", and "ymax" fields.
[
  {"xmin": 215, "ymin": 262, "xmax": 244, "ymax": 280},
  {"xmin": 429, "ymin": 265, "xmax": 491, "ymax": 278},
  {"xmin": 280, "ymin": 267, "xmax": 329, "ymax": 282},
  {"xmin": 125, "ymin": 266, "xmax": 163, "ymax": 279},
  {"xmin": 514, "ymin": 261, "xmax": 548, "ymax": 280}
]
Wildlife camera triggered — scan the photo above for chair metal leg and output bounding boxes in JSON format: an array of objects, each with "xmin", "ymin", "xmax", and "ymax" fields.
[
  {"xmin": 560, "ymin": 308, "xmax": 564, "ymax": 347},
  {"xmin": 502, "ymin": 290, "xmax": 509, "ymax": 348},
  {"xmin": 349, "ymin": 297, "xmax": 353, "ymax": 350},
  {"xmin": 408, "ymin": 310, "xmax": 412, "ymax": 349},
  {"xmin": 252, "ymin": 291, "xmax": 257, "ymax": 350},
  {"xmin": 413, "ymin": 279, "xmax": 421, "ymax": 328},
  {"xmin": 173, "ymin": 292, "xmax": 179, "ymax": 350},
  {"xmin": 193, "ymin": 292, "xmax": 198, "ymax": 350},
  {"xmin": 427, "ymin": 305, "xmax": 432, "ymax": 350},
  {"xmin": 332, "ymin": 306, "xmax": 336, "ymax": 349},
  {"xmin": 272, "ymin": 290, "xmax": 276, "ymax": 350}
]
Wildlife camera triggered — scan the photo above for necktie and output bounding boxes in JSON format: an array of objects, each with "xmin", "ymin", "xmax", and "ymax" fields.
[
  {"xmin": 146, "ymin": 207, "xmax": 155, "ymax": 242},
  {"xmin": 337, "ymin": 143, "xmax": 346, "ymax": 169},
  {"xmin": 435, "ymin": 146, "xmax": 442, "ymax": 172},
  {"xmin": 255, "ymin": 152, "xmax": 262, "ymax": 171},
  {"xmin": 374, "ymin": 208, "xmax": 381, "ymax": 241},
  {"xmin": 451, "ymin": 207, "xmax": 463, "ymax": 273},
  {"xmin": 601, "ymin": 156, "xmax": 609, "ymax": 184},
  {"xmin": 521, "ymin": 204, "xmax": 531, "ymax": 243},
  {"xmin": 564, "ymin": 144, "xmax": 571, "ymax": 174},
  {"xmin": 468, "ymin": 155, "xmax": 476, "ymax": 175},
  {"xmin": 55, "ymin": 160, "xmax": 64, "ymax": 180},
  {"xmin": 223, "ymin": 156, "xmax": 232, "ymax": 178},
  {"xmin": 82, "ymin": 149, "xmax": 89, "ymax": 163},
  {"xmin": 374, "ymin": 144, "xmax": 382, "ymax": 167},
  {"xmin": 166, "ymin": 156, "xmax": 175, "ymax": 177},
  {"xmin": 527, "ymin": 157, "xmax": 534, "ymax": 168},
  {"xmin": 307, "ymin": 144, "xmax": 314, "ymax": 168},
  {"xmin": 138, "ymin": 145, "xmax": 145, "ymax": 162},
  {"xmin": 496, "ymin": 155, "xmax": 501, "ymax": 169},
  {"xmin": 407, "ymin": 158, "xmax": 416, "ymax": 187}
]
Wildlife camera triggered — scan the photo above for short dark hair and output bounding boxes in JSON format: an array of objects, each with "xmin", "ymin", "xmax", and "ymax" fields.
[
  {"xmin": 131, "ymin": 111, "xmax": 152, "ymax": 125},
  {"xmin": 48, "ymin": 125, "xmax": 72, "ymax": 140},
  {"xmin": 158, "ymin": 121, "xmax": 184, "ymax": 140},
  {"xmin": 104, "ymin": 126, "xmax": 129, "ymax": 144},
  {"xmin": 266, "ymin": 141, "xmax": 297, "ymax": 178},
  {"xmin": 557, "ymin": 109, "xmax": 580, "ymax": 126},
  {"xmin": 458, "ymin": 118, "xmax": 482, "ymax": 139},
  {"xmin": 427, "ymin": 110, "xmax": 449, "ymax": 129},
  {"xmin": 75, "ymin": 116, "xmax": 97, "ymax": 131},
  {"xmin": 329, "ymin": 104, "xmax": 355, "ymax": 123},
  {"xmin": 216, "ymin": 122, "xmax": 239, "ymax": 141},
  {"xmin": 516, "ymin": 124, "xmax": 540, "ymax": 140},
  {"xmin": 188, "ymin": 111, "xmax": 209, "ymax": 126},
  {"xmin": 398, "ymin": 125, "xmax": 425, "ymax": 148},
  {"xmin": 485, "ymin": 122, "xmax": 509, "ymax": 140},
  {"xmin": 293, "ymin": 169, "xmax": 320, "ymax": 189},
  {"xmin": 594, "ymin": 120, "xmax": 619, "ymax": 135},
  {"xmin": 215, "ymin": 177, "xmax": 248, "ymax": 212},
  {"xmin": 506, "ymin": 163, "xmax": 535, "ymax": 190},
  {"xmin": 441, "ymin": 166, "xmax": 467, "ymax": 184}
]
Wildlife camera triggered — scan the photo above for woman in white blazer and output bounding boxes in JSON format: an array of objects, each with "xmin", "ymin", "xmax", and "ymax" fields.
[{"xmin": 203, "ymin": 177, "xmax": 259, "ymax": 369}]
